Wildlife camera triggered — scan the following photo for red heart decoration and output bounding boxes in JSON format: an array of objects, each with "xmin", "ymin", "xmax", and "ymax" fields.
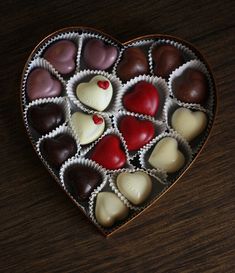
[
  {"xmin": 90, "ymin": 135, "xmax": 126, "ymax": 170},
  {"xmin": 92, "ymin": 114, "xmax": 103, "ymax": 125},
  {"xmin": 119, "ymin": 116, "xmax": 155, "ymax": 151},
  {"xmin": 123, "ymin": 81, "xmax": 159, "ymax": 116},
  {"xmin": 97, "ymin": 80, "xmax": 110, "ymax": 90}
]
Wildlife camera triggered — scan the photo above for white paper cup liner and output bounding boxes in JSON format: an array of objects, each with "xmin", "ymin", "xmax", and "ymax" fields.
[
  {"xmin": 59, "ymin": 157, "xmax": 108, "ymax": 213},
  {"xmin": 164, "ymin": 98, "xmax": 213, "ymax": 154},
  {"xmin": 21, "ymin": 58, "xmax": 66, "ymax": 106},
  {"xmin": 112, "ymin": 39, "xmax": 154, "ymax": 82},
  {"xmin": 139, "ymin": 130, "xmax": 193, "ymax": 183},
  {"xmin": 23, "ymin": 96, "xmax": 71, "ymax": 143},
  {"xmin": 168, "ymin": 59, "xmax": 215, "ymax": 111},
  {"xmin": 116, "ymin": 74, "xmax": 169, "ymax": 122},
  {"xmin": 68, "ymin": 109, "xmax": 113, "ymax": 155},
  {"xmin": 78, "ymin": 32, "xmax": 121, "ymax": 73},
  {"xmin": 66, "ymin": 70, "xmax": 122, "ymax": 115},
  {"xmin": 36, "ymin": 124, "xmax": 81, "ymax": 177},
  {"xmin": 113, "ymin": 110, "xmax": 167, "ymax": 159},
  {"xmin": 82, "ymin": 128, "xmax": 134, "ymax": 170},
  {"xmin": 148, "ymin": 39, "xmax": 197, "ymax": 76},
  {"xmin": 109, "ymin": 168, "xmax": 167, "ymax": 211}
]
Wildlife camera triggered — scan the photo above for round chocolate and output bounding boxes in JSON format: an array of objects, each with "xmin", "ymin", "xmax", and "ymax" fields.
[
  {"xmin": 64, "ymin": 164, "xmax": 103, "ymax": 201},
  {"xmin": 43, "ymin": 40, "xmax": 77, "ymax": 75},
  {"xmin": 41, "ymin": 134, "xmax": 77, "ymax": 168},
  {"xmin": 26, "ymin": 68, "xmax": 62, "ymax": 101},
  {"xmin": 28, "ymin": 103, "xmax": 64, "ymax": 134},
  {"xmin": 152, "ymin": 44, "xmax": 184, "ymax": 78},
  {"xmin": 116, "ymin": 47, "xmax": 148, "ymax": 81},
  {"xmin": 174, "ymin": 68, "xmax": 208, "ymax": 104}
]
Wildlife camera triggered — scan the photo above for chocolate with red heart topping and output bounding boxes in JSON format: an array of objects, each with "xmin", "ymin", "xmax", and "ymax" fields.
[
  {"xmin": 174, "ymin": 68, "xmax": 209, "ymax": 104},
  {"xmin": 90, "ymin": 135, "xmax": 126, "ymax": 170},
  {"xmin": 28, "ymin": 103, "xmax": 64, "ymax": 134},
  {"xmin": 83, "ymin": 39, "xmax": 118, "ymax": 70},
  {"xmin": 64, "ymin": 164, "xmax": 103, "ymax": 201},
  {"xmin": 119, "ymin": 116, "xmax": 155, "ymax": 151},
  {"xmin": 123, "ymin": 81, "xmax": 159, "ymax": 116},
  {"xmin": 43, "ymin": 40, "xmax": 77, "ymax": 75},
  {"xmin": 152, "ymin": 44, "xmax": 184, "ymax": 78},
  {"xmin": 41, "ymin": 134, "xmax": 77, "ymax": 168},
  {"xmin": 116, "ymin": 47, "xmax": 148, "ymax": 81},
  {"xmin": 26, "ymin": 68, "xmax": 62, "ymax": 101}
]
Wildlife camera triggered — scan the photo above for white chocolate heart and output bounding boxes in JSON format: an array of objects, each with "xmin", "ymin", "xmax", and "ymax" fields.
[
  {"xmin": 95, "ymin": 192, "xmax": 129, "ymax": 227},
  {"xmin": 148, "ymin": 137, "xmax": 185, "ymax": 173},
  {"xmin": 71, "ymin": 112, "xmax": 105, "ymax": 145},
  {"xmin": 171, "ymin": 107, "xmax": 207, "ymax": 141},
  {"xmin": 76, "ymin": 75, "xmax": 113, "ymax": 111},
  {"xmin": 117, "ymin": 171, "xmax": 152, "ymax": 205}
]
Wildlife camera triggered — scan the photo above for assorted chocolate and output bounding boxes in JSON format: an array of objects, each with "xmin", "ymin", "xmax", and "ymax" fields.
[{"xmin": 22, "ymin": 30, "xmax": 214, "ymax": 233}]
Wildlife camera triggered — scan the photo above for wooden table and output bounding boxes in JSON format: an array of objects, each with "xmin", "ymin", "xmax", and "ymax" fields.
[{"xmin": 1, "ymin": 0, "xmax": 234, "ymax": 272}]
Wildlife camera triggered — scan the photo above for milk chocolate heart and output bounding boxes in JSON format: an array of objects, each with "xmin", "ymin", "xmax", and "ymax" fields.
[
  {"xmin": 44, "ymin": 40, "xmax": 77, "ymax": 75},
  {"xmin": 116, "ymin": 47, "xmax": 148, "ymax": 81},
  {"xmin": 27, "ymin": 68, "xmax": 62, "ymax": 101},
  {"xmin": 84, "ymin": 39, "xmax": 118, "ymax": 70},
  {"xmin": 152, "ymin": 44, "xmax": 184, "ymax": 78},
  {"xmin": 90, "ymin": 135, "xmax": 126, "ymax": 170},
  {"xmin": 119, "ymin": 116, "xmax": 155, "ymax": 151},
  {"xmin": 21, "ymin": 27, "xmax": 216, "ymax": 236},
  {"xmin": 123, "ymin": 81, "xmax": 159, "ymax": 116}
]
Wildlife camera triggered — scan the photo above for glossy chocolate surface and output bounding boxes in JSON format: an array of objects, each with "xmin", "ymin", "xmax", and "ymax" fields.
[
  {"xmin": 152, "ymin": 44, "xmax": 184, "ymax": 78},
  {"xmin": 41, "ymin": 134, "xmax": 77, "ymax": 168},
  {"xmin": 28, "ymin": 103, "xmax": 64, "ymax": 134},
  {"xmin": 116, "ymin": 47, "xmax": 148, "ymax": 81},
  {"xmin": 64, "ymin": 164, "xmax": 103, "ymax": 201}
]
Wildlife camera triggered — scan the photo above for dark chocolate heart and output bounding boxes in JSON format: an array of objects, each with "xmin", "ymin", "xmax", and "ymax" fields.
[
  {"xmin": 41, "ymin": 134, "xmax": 77, "ymax": 168},
  {"xmin": 152, "ymin": 44, "xmax": 184, "ymax": 78},
  {"xmin": 64, "ymin": 164, "xmax": 103, "ymax": 201},
  {"xmin": 28, "ymin": 103, "xmax": 64, "ymax": 135}
]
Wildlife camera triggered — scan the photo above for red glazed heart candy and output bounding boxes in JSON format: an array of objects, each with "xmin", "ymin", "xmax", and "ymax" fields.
[
  {"xmin": 90, "ymin": 135, "xmax": 126, "ymax": 169},
  {"xmin": 123, "ymin": 81, "xmax": 159, "ymax": 116},
  {"xmin": 119, "ymin": 116, "xmax": 155, "ymax": 151}
]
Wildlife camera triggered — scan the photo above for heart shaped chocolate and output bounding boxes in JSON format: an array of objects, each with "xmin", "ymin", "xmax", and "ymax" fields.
[
  {"xmin": 76, "ymin": 75, "xmax": 113, "ymax": 111},
  {"xmin": 119, "ymin": 116, "xmax": 155, "ymax": 151},
  {"xmin": 26, "ymin": 68, "xmax": 62, "ymax": 101},
  {"xmin": 28, "ymin": 103, "xmax": 65, "ymax": 134},
  {"xmin": 117, "ymin": 171, "xmax": 152, "ymax": 205},
  {"xmin": 83, "ymin": 39, "xmax": 118, "ymax": 70},
  {"xmin": 123, "ymin": 81, "xmax": 159, "ymax": 116},
  {"xmin": 70, "ymin": 112, "xmax": 105, "ymax": 145},
  {"xmin": 90, "ymin": 135, "xmax": 126, "ymax": 170},
  {"xmin": 21, "ymin": 27, "xmax": 216, "ymax": 236}
]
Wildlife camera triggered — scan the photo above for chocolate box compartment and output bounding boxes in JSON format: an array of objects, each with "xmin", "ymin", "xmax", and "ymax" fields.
[{"xmin": 20, "ymin": 26, "xmax": 217, "ymax": 237}]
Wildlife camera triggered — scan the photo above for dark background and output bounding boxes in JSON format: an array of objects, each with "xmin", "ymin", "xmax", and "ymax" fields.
[{"xmin": 1, "ymin": 0, "xmax": 235, "ymax": 272}]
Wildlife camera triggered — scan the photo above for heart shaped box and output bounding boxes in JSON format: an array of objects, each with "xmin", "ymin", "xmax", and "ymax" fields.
[{"xmin": 21, "ymin": 27, "xmax": 217, "ymax": 237}]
